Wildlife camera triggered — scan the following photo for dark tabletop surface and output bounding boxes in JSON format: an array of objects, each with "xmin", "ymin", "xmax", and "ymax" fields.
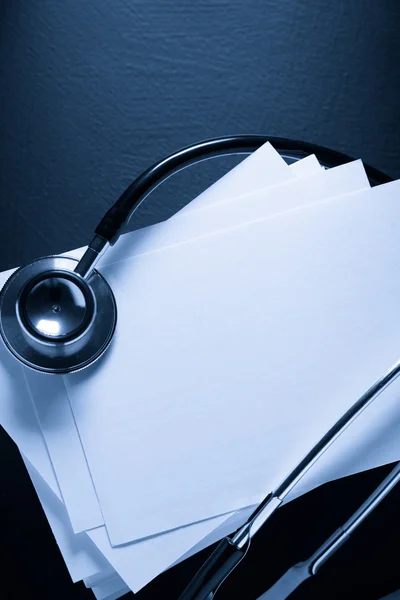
[{"xmin": 1, "ymin": 1, "xmax": 400, "ymax": 598}]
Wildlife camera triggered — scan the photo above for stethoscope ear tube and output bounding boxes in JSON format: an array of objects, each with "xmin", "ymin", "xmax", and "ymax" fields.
[
  {"xmin": 93, "ymin": 135, "xmax": 391, "ymax": 247},
  {"xmin": 178, "ymin": 537, "xmax": 248, "ymax": 600}
]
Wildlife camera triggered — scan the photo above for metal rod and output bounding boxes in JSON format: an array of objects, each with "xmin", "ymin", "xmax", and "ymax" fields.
[
  {"xmin": 310, "ymin": 461, "xmax": 400, "ymax": 574},
  {"xmin": 233, "ymin": 359, "xmax": 400, "ymax": 549},
  {"xmin": 74, "ymin": 235, "xmax": 110, "ymax": 279}
]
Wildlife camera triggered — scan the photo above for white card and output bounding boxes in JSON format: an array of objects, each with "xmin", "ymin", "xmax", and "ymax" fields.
[
  {"xmin": 21, "ymin": 455, "xmax": 110, "ymax": 583},
  {"xmin": 2, "ymin": 156, "xmax": 376, "ymax": 592},
  {"xmin": 21, "ymin": 452, "xmax": 249, "ymax": 593},
  {"xmin": 41, "ymin": 162, "xmax": 367, "ymax": 546},
  {"xmin": 7, "ymin": 178, "xmax": 400, "ymax": 596},
  {"xmin": 0, "ymin": 156, "xmax": 329, "ymax": 588},
  {"xmin": 176, "ymin": 140, "xmax": 299, "ymax": 213},
  {"xmin": 24, "ymin": 150, "xmax": 320, "ymax": 534},
  {"xmin": 6, "ymin": 156, "xmax": 390, "ymax": 596},
  {"xmin": 0, "ymin": 146, "xmax": 308, "ymax": 583},
  {"xmin": 84, "ymin": 571, "xmax": 118, "ymax": 590},
  {"xmin": 20, "ymin": 160, "xmax": 369, "ymax": 549},
  {"xmin": 63, "ymin": 178, "xmax": 400, "ymax": 545},
  {"xmin": 25, "ymin": 158, "xmax": 361, "ymax": 536},
  {"xmin": 91, "ymin": 576, "xmax": 129, "ymax": 600}
]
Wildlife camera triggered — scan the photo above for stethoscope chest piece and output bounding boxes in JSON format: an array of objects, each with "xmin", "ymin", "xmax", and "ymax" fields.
[{"xmin": 0, "ymin": 256, "xmax": 117, "ymax": 374}]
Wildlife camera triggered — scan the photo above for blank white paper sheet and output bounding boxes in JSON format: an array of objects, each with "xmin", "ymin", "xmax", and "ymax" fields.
[
  {"xmin": 2, "ymin": 145, "xmax": 318, "ymax": 592},
  {"xmin": 24, "ymin": 156, "xmax": 368, "ymax": 542}
]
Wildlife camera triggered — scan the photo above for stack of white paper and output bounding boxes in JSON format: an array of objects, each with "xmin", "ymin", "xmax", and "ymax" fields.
[{"xmin": 1, "ymin": 142, "xmax": 400, "ymax": 599}]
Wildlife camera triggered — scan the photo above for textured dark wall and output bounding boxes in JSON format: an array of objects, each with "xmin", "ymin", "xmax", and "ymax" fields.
[
  {"xmin": 1, "ymin": 2, "xmax": 400, "ymax": 600},
  {"xmin": 0, "ymin": 0, "xmax": 399, "ymax": 271}
]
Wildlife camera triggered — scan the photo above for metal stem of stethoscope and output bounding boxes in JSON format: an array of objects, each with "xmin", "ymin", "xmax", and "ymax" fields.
[
  {"xmin": 73, "ymin": 133, "xmax": 391, "ymax": 281},
  {"xmin": 74, "ymin": 235, "xmax": 110, "ymax": 280},
  {"xmin": 178, "ymin": 359, "xmax": 400, "ymax": 600}
]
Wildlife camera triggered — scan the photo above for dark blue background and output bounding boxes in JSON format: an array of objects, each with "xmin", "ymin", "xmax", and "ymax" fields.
[
  {"xmin": 0, "ymin": 0, "xmax": 399, "ymax": 271},
  {"xmin": 1, "ymin": 1, "xmax": 400, "ymax": 599}
]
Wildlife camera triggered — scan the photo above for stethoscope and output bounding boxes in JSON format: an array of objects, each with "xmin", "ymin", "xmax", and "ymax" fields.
[{"xmin": 0, "ymin": 135, "xmax": 398, "ymax": 599}]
